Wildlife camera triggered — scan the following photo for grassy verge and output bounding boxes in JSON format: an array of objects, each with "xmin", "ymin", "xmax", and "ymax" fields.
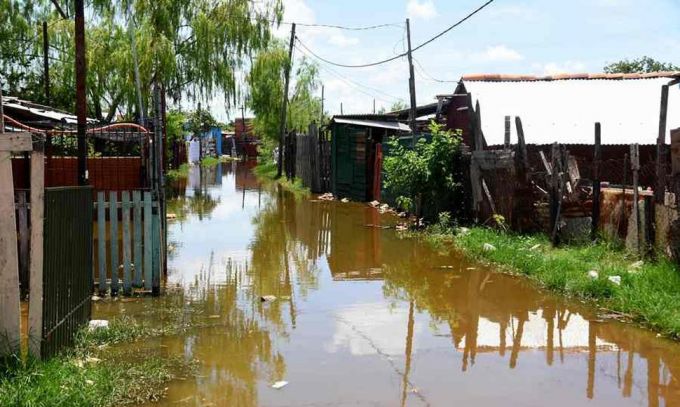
[
  {"xmin": 253, "ymin": 161, "xmax": 310, "ymax": 195},
  {"xmin": 451, "ymin": 227, "xmax": 680, "ymax": 338},
  {"xmin": 0, "ymin": 316, "xmax": 197, "ymax": 406}
]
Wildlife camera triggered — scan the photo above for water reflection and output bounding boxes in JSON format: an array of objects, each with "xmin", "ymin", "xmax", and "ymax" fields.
[{"xmin": 99, "ymin": 162, "xmax": 680, "ymax": 406}]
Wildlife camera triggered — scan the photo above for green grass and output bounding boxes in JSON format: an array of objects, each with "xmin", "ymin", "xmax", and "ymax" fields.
[
  {"xmin": 253, "ymin": 161, "xmax": 310, "ymax": 196},
  {"xmin": 166, "ymin": 163, "xmax": 189, "ymax": 180},
  {"xmin": 200, "ymin": 156, "xmax": 220, "ymax": 167},
  {"xmin": 0, "ymin": 315, "xmax": 197, "ymax": 407},
  {"xmin": 453, "ymin": 227, "xmax": 680, "ymax": 338}
]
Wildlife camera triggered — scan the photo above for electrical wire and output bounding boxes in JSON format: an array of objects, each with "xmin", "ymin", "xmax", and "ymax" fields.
[
  {"xmin": 413, "ymin": 57, "xmax": 461, "ymax": 84},
  {"xmin": 282, "ymin": 21, "xmax": 404, "ymax": 31},
  {"xmin": 294, "ymin": 0, "xmax": 495, "ymax": 69},
  {"xmin": 296, "ymin": 44, "xmax": 404, "ymax": 104}
]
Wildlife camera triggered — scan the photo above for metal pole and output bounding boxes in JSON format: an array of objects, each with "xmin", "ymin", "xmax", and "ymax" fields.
[
  {"xmin": 277, "ymin": 22, "xmax": 295, "ymax": 179},
  {"xmin": 340, "ymin": 102, "xmax": 343, "ymax": 115},
  {"xmin": 373, "ymin": 98, "xmax": 376, "ymax": 114},
  {"xmin": 0, "ymin": 82, "xmax": 4, "ymax": 134},
  {"xmin": 406, "ymin": 18, "xmax": 417, "ymax": 144},
  {"xmin": 42, "ymin": 21, "xmax": 50, "ymax": 104},
  {"xmin": 75, "ymin": 0, "xmax": 88, "ymax": 185},
  {"xmin": 320, "ymin": 85, "xmax": 324, "ymax": 124}
]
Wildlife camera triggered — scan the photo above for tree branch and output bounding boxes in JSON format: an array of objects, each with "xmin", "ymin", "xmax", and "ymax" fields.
[{"xmin": 49, "ymin": 0, "xmax": 69, "ymax": 19}]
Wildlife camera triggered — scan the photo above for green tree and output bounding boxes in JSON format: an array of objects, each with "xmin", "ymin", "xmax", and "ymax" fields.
[
  {"xmin": 604, "ymin": 56, "xmax": 680, "ymax": 74},
  {"xmin": 388, "ymin": 100, "xmax": 407, "ymax": 112},
  {"xmin": 247, "ymin": 42, "xmax": 322, "ymax": 154},
  {"xmin": 1, "ymin": 0, "xmax": 283, "ymax": 120}
]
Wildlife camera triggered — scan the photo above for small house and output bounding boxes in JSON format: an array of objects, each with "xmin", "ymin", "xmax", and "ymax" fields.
[{"xmin": 330, "ymin": 115, "xmax": 411, "ymax": 202}]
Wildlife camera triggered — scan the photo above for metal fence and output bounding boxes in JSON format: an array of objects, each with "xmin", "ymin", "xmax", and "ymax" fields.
[{"xmin": 40, "ymin": 186, "xmax": 93, "ymax": 358}]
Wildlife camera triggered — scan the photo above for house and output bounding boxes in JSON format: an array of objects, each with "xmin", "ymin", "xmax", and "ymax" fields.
[{"xmin": 330, "ymin": 114, "xmax": 411, "ymax": 202}]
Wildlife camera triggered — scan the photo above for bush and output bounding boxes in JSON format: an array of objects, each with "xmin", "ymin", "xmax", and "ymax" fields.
[{"xmin": 383, "ymin": 121, "xmax": 466, "ymax": 223}]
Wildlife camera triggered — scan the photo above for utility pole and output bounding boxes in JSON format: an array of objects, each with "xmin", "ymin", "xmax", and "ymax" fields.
[
  {"xmin": 373, "ymin": 98, "xmax": 376, "ymax": 114},
  {"xmin": 277, "ymin": 22, "xmax": 295, "ymax": 179},
  {"xmin": 340, "ymin": 102, "xmax": 343, "ymax": 115},
  {"xmin": 42, "ymin": 22, "xmax": 50, "ymax": 104},
  {"xmin": 406, "ymin": 18, "xmax": 417, "ymax": 145},
  {"xmin": 75, "ymin": 0, "xmax": 88, "ymax": 185},
  {"xmin": 127, "ymin": 1, "xmax": 145, "ymax": 125},
  {"xmin": 320, "ymin": 85, "xmax": 324, "ymax": 124}
]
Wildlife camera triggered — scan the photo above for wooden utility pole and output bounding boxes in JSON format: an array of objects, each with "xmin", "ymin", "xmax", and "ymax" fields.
[
  {"xmin": 75, "ymin": 0, "xmax": 88, "ymax": 185},
  {"xmin": 127, "ymin": 1, "xmax": 144, "ymax": 124},
  {"xmin": 373, "ymin": 98, "xmax": 376, "ymax": 114},
  {"xmin": 592, "ymin": 123, "xmax": 602, "ymax": 240},
  {"xmin": 277, "ymin": 22, "xmax": 295, "ymax": 179},
  {"xmin": 42, "ymin": 22, "xmax": 50, "ymax": 104},
  {"xmin": 406, "ymin": 18, "xmax": 417, "ymax": 144},
  {"xmin": 340, "ymin": 102, "xmax": 343, "ymax": 115}
]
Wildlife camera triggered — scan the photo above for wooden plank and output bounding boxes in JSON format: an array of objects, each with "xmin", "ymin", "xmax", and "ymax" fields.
[
  {"xmin": 109, "ymin": 191, "xmax": 119, "ymax": 295},
  {"xmin": 504, "ymin": 116, "xmax": 511, "ymax": 148},
  {"xmin": 143, "ymin": 191, "xmax": 152, "ymax": 291},
  {"xmin": 592, "ymin": 123, "xmax": 602, "ymax": 241},
  {"xmin": 481, "ymin": 178, "xmax": 497, "ymax": 214},
  {"xmin": 631, "ymin": 143, "xmax": 641, "ymax": 254},
  {"xmin": 515, "ymin": 117, "xmax": 530, "ymax": 180},
  {"xmin": 132, "ymin": 190, "xmax": 142, "ymax": 287},
  {"xmin": 97, "ymin": 191, "xmax": 107, "ymax": 294},
  {"xmin": 151, "ymin": 209, "xmax": 161, "ymax": 296},
  {"xmin": 27, "ymin": 146, "xmax": 45, "ymax": 358},
  {"xmin": 17, "ymin": 191, "xmax": 29, "ymax": 299},
  {"xmin": 121, "ymin": 191, "xmax": 132, "ymax": 295},
  {"xmin": 0, "ymin": 132, "xmax": 33, "ymax": 152},
  {"xmin": 0, "ymin": 151, "xmax": 20, "ymax": 356},
  {"xmin": 656, "ymin": 84, "xmax": 669, "ymax": 203}
]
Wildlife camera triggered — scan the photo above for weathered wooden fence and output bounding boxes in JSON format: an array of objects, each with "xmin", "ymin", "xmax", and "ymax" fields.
[
  {"xmin": 285, "ymin": 123, "xmax": 331, "ymax": 193},
  {"xmin": 94, "ymin": 190, "xmax": 162, "ymax": 295}
]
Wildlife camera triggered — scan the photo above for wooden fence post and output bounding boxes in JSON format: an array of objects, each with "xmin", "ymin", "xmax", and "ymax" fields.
[
  {"xmin": 121, "ymin": 191, "xmax": 132, "ymax": 295},
  {"xmin": 515, "ymin": 117, "xmax": 529, "ymax": 182},
  {"xmin": 97, "ymin": 191, "xmax": 107, "ymax": 294},
  {"xmin": 28, "ymin": 138, "xmax": 45, "ymax": 358},
  {"xmin": 592, "ymin": 123, "xmax": 602, "ymax": 240},
  {"xmin": 550, "ymin": 143, "xmax": 562, "ymax": 246},
  {"xmin": 109, "ymin": 191, "xmax": 119, "ymax": 295},
  {"xmin": 656, "ymin": 84, "xmax": 669, "ymax": 204},
  {"xmin": 630, "ymin": 144, "xmax": 641, "ymax": 254}
]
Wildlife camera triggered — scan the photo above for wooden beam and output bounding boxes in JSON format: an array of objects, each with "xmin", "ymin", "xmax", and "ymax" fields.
[
  {"xmin": 28, "ymin": 142, "xmax": 45, "ymax": 358},
  {"xmin": 504, "ymin": 116, "xmax": 511, "ymax": 148},
  {"xmin": 0, "ymin": 133, "xmax": 33, "ymax": 152},
  {"xmin": 630, "ymin": 143, "xmax": 641, "ymax": 254},
  {"xmin": 592, "ymin": 123, "xmax": 602, "ymax": 241},
  {"xmin": 515, "ymin": 116, "xmax": 529, "ymax": 181},
  {"xmin": 655, "ymin": 84, "xmax": 669, "ymax": 204},
  {"xmin": 0, "ymin": 150, "xmax": 20, "ymax": 356}
]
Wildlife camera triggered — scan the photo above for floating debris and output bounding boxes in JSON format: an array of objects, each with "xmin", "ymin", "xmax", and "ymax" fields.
[
  {"xmin": 166, "ymin": 213, "xmax": 177, "ymax": 220},
  {"xmin": 271, "ymin": 381, "xmax": 288, "ymax": 389},
  {"xmin": 368, "ymin": 200, "xmax": 380, "ymax": 208},
  {"xmin": 341, "ymin": 198, "xmax": 349, "ymax": 203},
  {"xmin": 483, "ymin": 243, "xmax": 496, "ymax": 252},
  {"xmin": 608, "ymin": 275, "xmax": 622, "ymax": 286},
  {"xmin": 88, "ymin": 320, "xmax": 109, "ymax": 331},
  {"xmin": 260, "ymin": 295, "xmax": 277, "ymax": 302},
  {"xmin": 318, "ymin": 192, "xmax": 335, "ymax": 201}
]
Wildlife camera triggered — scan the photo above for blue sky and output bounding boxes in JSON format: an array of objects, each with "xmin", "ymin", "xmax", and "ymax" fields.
[{"xmin": 211, "ymin": 0, "xmax": 680, "ymax": 121}]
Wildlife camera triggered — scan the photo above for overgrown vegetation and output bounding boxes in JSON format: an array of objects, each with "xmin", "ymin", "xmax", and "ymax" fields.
[
  {"xmin": 166, "ymin": 163, "xmax": 189, "ymax": 180},
  {"xmin": 453, "ymin": 227, "xmax": 680, "ymax": 338},
  {"xmin": 0, "ymin": 316, "xmax": 196, "ymax": 407},
  {"xmin": 383, "ymin": 121, "xmax": 467, "ymax": 222}
]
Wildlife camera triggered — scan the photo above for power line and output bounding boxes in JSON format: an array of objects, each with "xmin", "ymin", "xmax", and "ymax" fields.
[
  {"xmin": 413, "ymin": 57, "xmax": 461, "ymax": 84},
  {"xmin": 283, "ymin": 21, "xmax": 403, "ymax": 31},
  {"xmin": 294, "ymin": 0, "xmax": 495, "ymax": 69},
  {"xmin": 297, "ymin": 45, "xmax": 403, "ymax": 105}
]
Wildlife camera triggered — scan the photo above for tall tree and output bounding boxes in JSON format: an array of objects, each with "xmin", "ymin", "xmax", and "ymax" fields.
[
  {"xmin": 1, "ymin": 0, "xmax": 283, "ymax": 120},
  {"xmin": 604, "ymin": 56, "xmax": 680, "ymax": 74},
  {"xmin": 247, "ymin": 42, "xmax": 322, "ymax": 151}
]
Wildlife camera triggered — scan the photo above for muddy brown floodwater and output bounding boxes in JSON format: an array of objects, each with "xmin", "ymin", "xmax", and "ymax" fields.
[{"xmin": 93, "ymin": 162, "xmax": 680, "ymax": 407}]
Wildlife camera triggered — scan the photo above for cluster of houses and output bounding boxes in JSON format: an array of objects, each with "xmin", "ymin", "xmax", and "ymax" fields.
[{"xmin": 327, "ymin": 72, "xmax": 680, "ymax": 254}]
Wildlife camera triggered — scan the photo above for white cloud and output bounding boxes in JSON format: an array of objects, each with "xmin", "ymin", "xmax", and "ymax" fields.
[
  {"xmin": 406, "ymin": 0, "xmax": 438, "ymax": 20},
  {"xmin": 535, "ymin": 61, "xmax": 588, "ymax": 75},
  {"xmin": 327, "ymin": 32, "xmax": 359, "ymax": 47},
  {"xmin": 473, "ymin": 45, "xmax": 524, "ymax": 62}
]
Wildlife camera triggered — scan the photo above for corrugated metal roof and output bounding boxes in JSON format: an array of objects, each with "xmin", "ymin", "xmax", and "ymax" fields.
[
  {"xmin": 333, "ymin": 117, "xmax": 411, "ymax": 132},
  {"xmin": 462, "ymin": 77, "xmax": 680, "ymax": 145}
]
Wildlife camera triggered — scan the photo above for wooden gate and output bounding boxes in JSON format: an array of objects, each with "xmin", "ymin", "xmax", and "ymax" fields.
[
  {"xmin": 95, "ymin": 190, "xmax": 162, "ymax": 295},
  {"xmin": 38, "ymin": 186, "xmax": 93, "ymax": 358}
]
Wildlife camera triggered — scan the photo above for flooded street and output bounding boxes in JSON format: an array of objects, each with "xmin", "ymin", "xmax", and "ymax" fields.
[{"xmin": 94, "ymin": 162, "xmax": 680, "ymax": 407}]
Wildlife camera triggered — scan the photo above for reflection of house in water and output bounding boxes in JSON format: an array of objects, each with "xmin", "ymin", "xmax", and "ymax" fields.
[{"xmin": 234, "ymin": 160, "xmax": 260, "ymax": 191}]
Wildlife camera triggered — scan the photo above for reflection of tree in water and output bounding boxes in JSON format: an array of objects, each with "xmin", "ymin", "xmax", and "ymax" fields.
[
  {"xmin": 381, "ymin": 251, "xmax": 680, "ymax": 407},
  {"xmin": 167, "ymin": 256, "xmax": 285, "ymax": 406}
]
